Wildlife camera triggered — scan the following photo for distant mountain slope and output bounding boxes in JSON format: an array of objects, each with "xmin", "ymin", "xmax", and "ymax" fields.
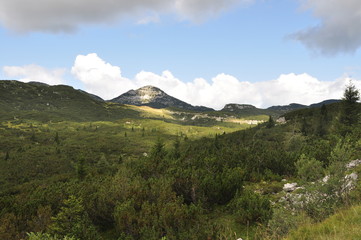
[
  {"xmin": 220, "ymin": 100, "xmax": 341, "ymax": 118},
  {"xmin": 220, "ymin": 103, "xmax": 276, "ymax": 117},
  {"xmin": 267, "ymin": 103, "xmax": 307, "ymax": 112},
  {"xmin": 110, "ymin": 85, "xmax": 214, "ymax": 112},
  {"xmin": 0, "ymin": 80, "xmax": 138, "ymax": 121},
  {"xmin": 309, "ymin": 99, "xmax": 340, "ymax": 108},
  {"xmin": 0, "ymin": 80, "xmax": 342, "ymax": 123}
]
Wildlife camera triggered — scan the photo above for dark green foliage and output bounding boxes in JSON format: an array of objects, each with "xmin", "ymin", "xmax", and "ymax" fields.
[
  {"xmin": 4, "ymin": 151, "xmax": 9, "ymax": 160},
  {"xmin": 49, "ymin": 195, "xmax": 100, "ymax": 240},
  {"xmin": 301, "ymin": 117, "xmax": 310, "ymax": 136},
  {"xmin": 28, "ymin": 205, "xmax": 52, "ymax": 233},
  {"xmin": 315, "ymin": 104, "xmax": 328, "ymax": 136},
  {"xmin": 171, "ymin": 138, "xmax": 181, "ymax": 159},
  {"xmin": 27, "ymin": 232, "xmax": 79, "ymax": 240},
  {"xmin": 54, "ymin": 132, "xmax": 60, "ymax": 145},
  {"xmin": 340, "ymin": 81, "xmax": 360, "ymax": 127},
  {"xmin": 30, "ymin": 131, "xmax": 37, "ymax": 142},
  {"xmin": 266, "ymin": 115, "xmax": 275, "ymax": 128},
  {"xmin": 295, "ymin": 154, "xmax": 324, "ymax": 182},
  {"xmin": 0, "ymin": 80, "xmax": 140, "ymax": 122},
  {"xmin": 230, "ymin": 190, "xmax": 272, "ymax": 225},
  {"xmin": 76, "ymin": 158, "xmax": 86, "ymax": 181},
  {"xmin": 1, "ymin": 82, "xmax": 361, "ymax": 239},
  {"xmin": 0, "ymin": 213, "xmax": 21, "ymax": 240}
]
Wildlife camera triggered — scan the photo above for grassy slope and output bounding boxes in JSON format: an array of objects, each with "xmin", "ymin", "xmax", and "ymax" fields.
[{"xmin": 286, "ymin": 205, "xmax": 361, "ymax": 240}]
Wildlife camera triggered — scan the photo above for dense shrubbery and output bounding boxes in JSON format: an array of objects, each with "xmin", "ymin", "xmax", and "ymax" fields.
[
  {"xmin": 230, "ymin": 190, "xmax": 272, "ymax": 225},
  {"xmin": 0, "ymin": 84, "xmax": 360, "ymax": 239}
]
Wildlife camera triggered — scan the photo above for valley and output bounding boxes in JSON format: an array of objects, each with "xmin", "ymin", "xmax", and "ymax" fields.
[{"xmin": 0, "ymin": 80, "xmax": 360, "ymax": 240}]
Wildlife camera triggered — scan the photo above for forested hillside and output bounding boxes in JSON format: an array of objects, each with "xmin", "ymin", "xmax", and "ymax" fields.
[{"xmin": 0, "ymin": 82, "xmax": 360, "ymax": 240}]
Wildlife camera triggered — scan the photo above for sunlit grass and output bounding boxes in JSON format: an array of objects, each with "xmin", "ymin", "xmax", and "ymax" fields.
[{"xmin": 286, "ymin": 205, "xmax": 361, "ymax": 240}]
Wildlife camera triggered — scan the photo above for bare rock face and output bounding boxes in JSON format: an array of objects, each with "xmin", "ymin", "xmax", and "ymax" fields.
[
  {"xmin": 110, "ymin": 86, "xmax": 213, "ymax": 111},
  {"xmin": 222, "ymin": 104, "xmax": 256, "ymax": 112}
]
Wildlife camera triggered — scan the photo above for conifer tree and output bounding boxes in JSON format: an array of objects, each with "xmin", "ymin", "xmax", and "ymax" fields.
[
  {"xmin": 341, "ymin": 81, "xmax": 360, "ymax": 126},
  {"xmin": 266, "ymin": 115, "xmax": 275, "ymax": 128}
]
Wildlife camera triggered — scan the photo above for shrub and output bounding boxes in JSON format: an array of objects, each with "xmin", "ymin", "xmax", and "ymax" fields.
[
  {"xmin": 295, "ymin": 154, "xmax": 323, "ymax": 182},
  {"xmin": 230, "ymin": 190, "xmax": 272, "ymax": 225}
]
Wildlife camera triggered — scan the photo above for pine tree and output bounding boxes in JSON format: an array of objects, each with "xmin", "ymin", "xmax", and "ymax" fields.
[
  {"xmin": 49, "ymin": 196, "xmax": 100, "ymax": 240},
  {"xmin": 341, "ymin": 81, "xmax": 360, "ymax": 126},
  {"xmin": 266, "ymin": 115, "xmax": 275, "ymax": 128}
]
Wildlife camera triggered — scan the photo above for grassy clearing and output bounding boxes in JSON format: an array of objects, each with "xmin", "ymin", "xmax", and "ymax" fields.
[{"xmin": 286, "ymin": 205, "xmax": 361, "ymax": 240}]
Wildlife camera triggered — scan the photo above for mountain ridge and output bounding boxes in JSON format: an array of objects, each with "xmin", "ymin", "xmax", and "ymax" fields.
[
  {"xmin": 110, "ymin": 85, "xmax": 214, "ymax": 112},
  {"xmin": 0, "ymin": 80, "xmax": 341, "ymax": 119}
]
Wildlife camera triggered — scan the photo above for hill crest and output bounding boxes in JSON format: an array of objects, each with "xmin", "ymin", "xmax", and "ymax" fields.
[{"xmin": 110, "ymin": 85, "xmax": 214, "ymax": 112}]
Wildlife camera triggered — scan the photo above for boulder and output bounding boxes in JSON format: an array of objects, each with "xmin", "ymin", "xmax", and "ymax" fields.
[
  {"xmin": 346, "ymin": 159, "xmax": 361, "ymax": 169},
  {"xmin": 342, "ymin": 172, "xmax": 358, "ymax": 193},
  {"xmin": 283, "ymin": 183, "xmax": 298, "ymax": 192}
]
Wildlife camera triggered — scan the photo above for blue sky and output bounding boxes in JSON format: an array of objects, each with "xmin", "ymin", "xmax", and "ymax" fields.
[{"xmin": 1, "ymin": 0, "xmax": 361, "ymax": 109}]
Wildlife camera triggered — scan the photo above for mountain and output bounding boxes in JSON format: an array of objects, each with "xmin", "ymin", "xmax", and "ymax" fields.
[
  {"xmin": 267, "ymin": 103, "xmax": 307, "ymax": 112},
  {"xmin": 0, "ymin": 80, "xmax": 138, "ymax": 121},
  {"xmin": 220, "ymin": 100, "xmax": 341, "ymax": 118},
  {"xmin": 222, "ymin": 104, "xmax": 256, "ymax": 112},
  {"xmin": 267, "ymin": 100, "xmax": 342, "ymax": 113},
  {"xmin": 110, "ymin": 85, "xmax": 214, "ymax": 112},
  {"xmin": 77, "ymin": 89, "xmax": 104, "ymax": 102},
  {"xmin": 0, "ymin": 80, "xmax": 342, "ymax": 122},
  {"xmin": 309, "ymin": 99, "xmax": 340, "ymax": 108}
]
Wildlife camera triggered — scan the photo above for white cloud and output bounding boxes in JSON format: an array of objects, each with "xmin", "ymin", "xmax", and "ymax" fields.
[
  {"xmin": 256, "ymin": 73, "xmax": 348, "ymax": 106},
  {"xmin": 292, "ymin": 0, "xmax": 361, "ymax": 55},
  {"xmin": 71, "ymin": 53, "xmax": 136, "ymax": 99},
  {"xmin": 70, "ymin": 53, "xmax": 361, "ymax": 109},
  {"xmin": 3, "ymin": 64, "xmax": 65, "ymax": 85},
  {"xmin": 0, "ymin": 0, "xmax": 254, "ymax": 33}
]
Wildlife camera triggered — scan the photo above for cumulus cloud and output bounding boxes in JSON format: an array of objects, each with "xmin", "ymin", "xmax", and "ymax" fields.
[
  {"xmin": 0, "ymin": 0, "xmax": 253, "ymax": 33},
  {"xmin": 292, "ymin": 0, "xmax": 361, "ymax": 55},
  {"xmin": 256, "ymin": 73, "xmax": 349, "ymax": 106},
  {"xmin": 70, "ymin": 53, "xmax": 361, "ymax": 109},
  {"xmin": 3, "ymin": 64, "xmax": 65, "ymax": 85},
  {"xmin": 71, "ymin": 53, "xmax": 136, "ymax": 99}
]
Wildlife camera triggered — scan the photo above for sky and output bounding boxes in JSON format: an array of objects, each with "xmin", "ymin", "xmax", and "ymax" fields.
[{"xmin": 1, "ymin": 0, "xmax": 361, "ymax": 109}]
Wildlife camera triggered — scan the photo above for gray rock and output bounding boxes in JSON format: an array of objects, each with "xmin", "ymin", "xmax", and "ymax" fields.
[
  {"xmin": 346, "ymin": 159, "xmax": 361, "ymax": 169},
  {"xmin": 283, "ymin": 183, "xmax": 298, "ymax": 192},
  {"xmin": 322, "ymin": 175, "xmax": 330, "ymax": 183},
  {"xmin": 342, "ymin": 172, "xmax": 358, "ymax": 193}
]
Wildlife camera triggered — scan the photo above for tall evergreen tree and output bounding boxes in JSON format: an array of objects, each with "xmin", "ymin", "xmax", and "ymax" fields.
[
  {"xmin": 341, "ymin": 81, "xmax": 360, "ymax": 126},
  {"xmin": 266, "ymin": 115, "xmax": 275, "ymax": 128}
]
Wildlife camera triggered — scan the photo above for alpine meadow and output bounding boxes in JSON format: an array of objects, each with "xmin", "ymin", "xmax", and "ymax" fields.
[{"xmin": 1, "ymin": 0, "xmax": 361, "ymax": 240}]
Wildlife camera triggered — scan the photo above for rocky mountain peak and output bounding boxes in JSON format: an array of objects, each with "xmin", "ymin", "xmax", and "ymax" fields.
[
  {"xmin": 134, "ymin": 85, "xmax": 165, "ymax": 103},
  {"xmin": 110, "ymin": 85, "xmax": 213, "ymax": 111}
]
